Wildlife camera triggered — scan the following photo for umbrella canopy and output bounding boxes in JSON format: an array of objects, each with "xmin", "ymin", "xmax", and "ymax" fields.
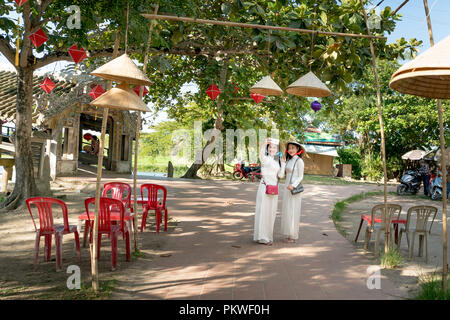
[
  {"xmin": 401, "ymin": 149, "xmax": 426, "ymax": 161},
  {"xmin": 91, "ymin": 54, "xmax": 152, "ymax": 86},
  {"xmin": 435, "ymin": 147, "xmax": 450, "ymax": 166},
  {"xmin": 389, "ymin": 35, "xmax": 450, "ymax": 99},
  {"xmin": 250, "ymin": 75, "xmax": 283, "ymax": 96},
  {"xmin": 90, "ymin": 82, "xmax": 151, "ymax": 112},
  {"xmin": 286, "ymin": 71, "xmax": 331, "ymax": 97}
]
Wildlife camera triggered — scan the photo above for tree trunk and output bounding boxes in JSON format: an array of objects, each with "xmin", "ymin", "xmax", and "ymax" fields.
[
  {"xmin": 181, "ymin": 60, "xmax": 228, "ymax": 179},
  {"xmin": 1, "ymin": 67, "xmax": 37, "ymax": 210}
]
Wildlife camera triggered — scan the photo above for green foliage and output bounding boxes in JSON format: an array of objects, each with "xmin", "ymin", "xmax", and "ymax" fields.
[
  {"xmin": 337, "ymin": 145, "xmax": 363, "ymax": 178},
  {"xmin": 315, "ymin": 60, "xmax": 449, "ymax": 180},
  {"xmin": 361, "ymin": 152, "xmax": 383, "ymax": 181},
  {"xmin": 416, "ymin": 272, "xmax": 450, "ymax": 300},
  {"xmin": 380, "ymin": 248, "xmax": 403, "ymax": 268}
]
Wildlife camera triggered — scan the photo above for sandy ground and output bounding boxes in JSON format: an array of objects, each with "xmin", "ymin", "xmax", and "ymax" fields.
[
  {"xmin": 339, "ymin": 192, "xmax": 449, "ymax": 297},
  {"xmin": 1, "ymin": 167, "xmax": 445, "ymax": 300}
]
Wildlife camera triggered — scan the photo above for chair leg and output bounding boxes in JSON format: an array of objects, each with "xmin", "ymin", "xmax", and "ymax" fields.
[
  {"xmin": 425, "ymin": 233, "xmax": 429, "ymax": 264},
  {"xmin": 34, "ymin": 233, "xmax": 41, "ymax": 271},
  {"xmin": 125, "ymin": 231, "xmax": 130, "ymax": 262},
  {"xmin": 44, "ymin": 234, "xmax": 52, "ymax": 261},
  {"xmin": 97, "ymin": 235, "xmax": 102, "ymax": 260},
  {"xmin": 418, "ymin": 235, "xmax": 424, "ymax": 257},
  {"xmin": 164, "ymin": 209, "xmax": 168, "ymax": 231},
  {"xmin": 156, "ymin": 209, "xmax": 161, "ymax": 234},
  {"xmin": 355, "ymin": 219, "xmax": 364, "ymax": 243},
  {"xmin": 397, "ymin": 230, "xmax": 403, "ymax": 250},
  {"xmin": 111, "ymin": 233, "xmax": 118, "ymax": 271},
  {"xmin": 74, "ymin": 231, "xmax": 81, "ymax": 262},
  {"xmin": 375, "ymin": 229, "xmax": 381, "ymax": 256},
  {"xmin": 83, "ymin": 220, "xmax": 89, "ymax": 248},
  {"xmin": 54, "ymin": 233, "xmax": 62, "ymax": 271},
  {"xmin": 409, "ymin": 232, "xmax": 416, "ymax": 261},
  {"xmin": 140, "ymin": 209, "xmax": 148, "ymax": 232}
]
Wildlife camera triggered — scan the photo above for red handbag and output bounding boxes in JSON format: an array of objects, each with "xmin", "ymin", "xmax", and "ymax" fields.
[{"xmin": 263, "ymin": 180, "xmax": 278, "ymax": 195}]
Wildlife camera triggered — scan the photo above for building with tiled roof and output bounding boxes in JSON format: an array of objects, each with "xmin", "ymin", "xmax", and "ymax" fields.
[{"xmin": 0, "ymin": 70, "xmax": 140, "ymax": 177}]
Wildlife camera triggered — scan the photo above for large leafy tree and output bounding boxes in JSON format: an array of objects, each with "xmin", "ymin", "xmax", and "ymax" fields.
[
  {"xmin": 314, "ymin": 59, "xmax": 449, "ymax": 178},
  {"xmin": 0, "ymin": 0, "xmax": 157, "ymax": 210},
  {"xmin": 138, "ymin": 0, "xmax": 420, "ymax": 177}
]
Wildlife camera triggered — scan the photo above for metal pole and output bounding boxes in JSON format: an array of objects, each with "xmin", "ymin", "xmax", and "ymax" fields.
[{"xmin": 423, "ymin": 0, "xmax": 447, "ymax": 295}]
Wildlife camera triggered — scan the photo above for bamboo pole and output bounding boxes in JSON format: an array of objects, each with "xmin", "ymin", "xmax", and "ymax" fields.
[
  {"xmin": 131, "ymin": 4, "xmax": 159, "ymax": 252},
  {"xmin": 141, "ymin": 14, "xmax": 387, "ymax": 40},
  {"xmin": 359, "ymin": 0, "xmax": 390, "ymax": 253},
  {"xmin": 91, "ymin": 31, "xmax": 121, "ymax": 292},
  {"xmin": 392, "ymin": 0, "xmax": 410, "ymax": 15},
  {"xmin": 423, "ymin": 0, "xmax": 447, "ymax": 294}
]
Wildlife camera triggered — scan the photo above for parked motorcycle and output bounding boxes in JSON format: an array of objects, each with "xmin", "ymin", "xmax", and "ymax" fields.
[
  {"xmin": 429, "ymin": 176, "xmax": 443, "ymax": 201},
  {"xmin": 233, "ymin": 161, "xmax": 262, "ymax": 181},
  {"xmin": 397, "ymin": 170, "xmax": 422, "ymax": 195}
]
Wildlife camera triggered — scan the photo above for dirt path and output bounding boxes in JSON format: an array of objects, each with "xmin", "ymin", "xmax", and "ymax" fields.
[{"xmin": 0, "ymin": 174, "xmax": 409, "ymax": 300}]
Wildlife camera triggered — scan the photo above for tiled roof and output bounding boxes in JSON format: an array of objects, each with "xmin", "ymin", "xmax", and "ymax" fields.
[{"xmin": 0, "ymin": 70, "xmax": 77, "ymax": 123}]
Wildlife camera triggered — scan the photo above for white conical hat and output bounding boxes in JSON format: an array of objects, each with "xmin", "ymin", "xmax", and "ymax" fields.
[
  {"xmin": 389, "ymin": 35, "xmax": 450, "ymax": 99},
  {"xmin": 286, "ymin": 71, "xmax": 331, "ymax": 97},
  {"xmin": 91, "ymin": 54, "xmax": 152, "ymax": 86},
  {"xmin": 250, "ymin": 75, "xmax": 283, "ymax": 96},
  {"xmin": 90, "ymin": 82, "xmax": 151, "ymax": 112}
]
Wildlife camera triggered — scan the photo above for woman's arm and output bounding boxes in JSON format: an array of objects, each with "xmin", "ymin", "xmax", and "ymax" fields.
[
  {"xmin": 278, "ymin": 160, "xmax": 286, "ymax": 179},
  {"xmin": 291, "ymin": 158, "xmax": 304, "ymax": 188}
]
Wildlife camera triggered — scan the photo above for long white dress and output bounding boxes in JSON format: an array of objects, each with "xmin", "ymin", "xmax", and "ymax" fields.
[
  {"xmin": 253, "ymin": 146, "xmax": 283, "ymax": 243},
  {"xmin": 279, "ymin": 155, "xmax": 304, "ymax": 240}
]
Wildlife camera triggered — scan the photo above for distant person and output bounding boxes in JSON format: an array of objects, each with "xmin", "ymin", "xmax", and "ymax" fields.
[{"xmin": 418, "ymin": 160, "xmax": 431, "ymax": 196}]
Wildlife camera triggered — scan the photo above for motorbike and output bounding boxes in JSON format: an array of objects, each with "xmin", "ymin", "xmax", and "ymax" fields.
[
  {"xmin": 429, "ymin": 176, "xmax": 443, "ymax": 200},
  {"xmin": 397, "ymin": 169, "xmax": 422, "ymax": 195},
  {"xmin": 233, "ymin": 161, "xmax": 262, "ymax": 182}
]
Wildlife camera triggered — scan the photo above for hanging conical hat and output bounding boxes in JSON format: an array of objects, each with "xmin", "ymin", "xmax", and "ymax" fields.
[
  {"xmin": 91, "ymin": 54, "xmax": 152, "ymax": 86},
  {"xmin": 286, "ymin": 71, "xmax": 331, "ymax": 97},
  {"xmin": 389, "ymin": 35, "xmax": 450, "ymax": 99},
  {"xmin": 90, "ymin": 82, "xmax": 151, "ymax": 112},
  {"xmin": 250, "ymin": 75, "xmax": 283, "ymax": 96}
]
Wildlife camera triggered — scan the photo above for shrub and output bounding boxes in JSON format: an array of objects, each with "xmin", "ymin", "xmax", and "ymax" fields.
[
  {"xmin": 336, "ymin": 145, "xmax": 363, "ymax": 179},
  {"xmin": 361, "ymin": 153, "xmax": 383, "ymax": 181}
]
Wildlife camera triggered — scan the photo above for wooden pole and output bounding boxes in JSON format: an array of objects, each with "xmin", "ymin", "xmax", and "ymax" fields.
[
  {"xmin": 132, "ymin": 4, "xmax": 159, "ymax": 251},
  {"xmin": 91, "ymin": 31, "xmax": 121, "ymax": 292},
  {"xmin": 141, "ymin": 13, "xmax": 387, "ymax": 40},
  {"xmin": 359, "ymin": 0, "xmax": 390, "ymax": 253},
  {"xmin": 392, "ymin": 0, "xmax": 410, "ymax": 15},
  {"xmin": 423, "ymin": 0, "xmax": 447, "ymax": 294}
]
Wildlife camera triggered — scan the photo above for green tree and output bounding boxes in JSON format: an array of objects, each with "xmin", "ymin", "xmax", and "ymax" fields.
[
  {"xmin": 315, "ymin": 59, "xmax": 449, "ymax": 179},
  {"xmin": 138, "ymin": 0, "xmax": 420, "ymax": 178}
]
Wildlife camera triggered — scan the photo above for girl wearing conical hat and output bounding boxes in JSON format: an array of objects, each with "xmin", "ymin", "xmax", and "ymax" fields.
[
  {"xmin": 253, "ymin": 138, "xmax": 285, "ymax": 245},
  {"xmin": 279, "ymin": 140, "xmax": 305, "ymax": 243}
]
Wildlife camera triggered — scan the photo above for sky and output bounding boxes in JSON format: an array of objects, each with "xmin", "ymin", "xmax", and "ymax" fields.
[{"xmin": 0, "ymin": 0, "xmax": 449, "ymax": 131}]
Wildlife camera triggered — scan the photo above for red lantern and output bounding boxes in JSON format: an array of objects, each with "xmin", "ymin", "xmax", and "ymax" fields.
[
  {"xmin": 133, "ymin": 85, "xmax": 149, "ymax": 96},
  {"xmin": 206, "ymin": 84, "xmax": 220, "ymax": 101},
  {"xmin": 29, "ymin": 29, "xmax": 48, "ymax": 48},
  {"xmin": 89, "ymin": 85, "xmax": 105, "ymax": 100},
  {"xmin": 250, "ymin": 93, "xmax": 265, "ymax": 104},
  {"xmin": 40, "ymin": 77, "xmax": 55, "ymax": 94},
  {"xmin": 83, "ymin": 133, "xmax": 92, "ymax": 141},
  {"xmin": 68, "ymin": 45, "xmax": 87, "ymax": 64},
  {"xmin": 232, "ymin": 82, "xmax": 239, "ymax": 94},
  {"xmin": 14, "ymin": 0, "xmax": 28, "ymax": 6}
]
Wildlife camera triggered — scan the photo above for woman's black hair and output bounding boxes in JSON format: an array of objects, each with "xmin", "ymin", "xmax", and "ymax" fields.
[
  {"xmin": 266, "ymin": 143, "xmax": 281, "ymax": 166},
  {"xmin": 285, "ymin": 143, "xmax": 302, "ymax": 161}
]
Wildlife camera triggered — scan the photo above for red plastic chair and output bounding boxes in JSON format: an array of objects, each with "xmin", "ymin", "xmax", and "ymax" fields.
[
  {"xmin": 84, "ymin": 197, "xmax": 130, "ymax": 271},
  {"xmin": 78, "ymin": 182, "xmax": 134, "ymax": 247},
  {"xmin": 26, "ymin": 197, "xmax": 81, "ymax": 271},
  {"xmin": 354, "ymin": 203, "xmax": 406, "ymax": 244},
  {"xmin": 140, "ymin": 184, "xmax": 168, "ymax": 233}
]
